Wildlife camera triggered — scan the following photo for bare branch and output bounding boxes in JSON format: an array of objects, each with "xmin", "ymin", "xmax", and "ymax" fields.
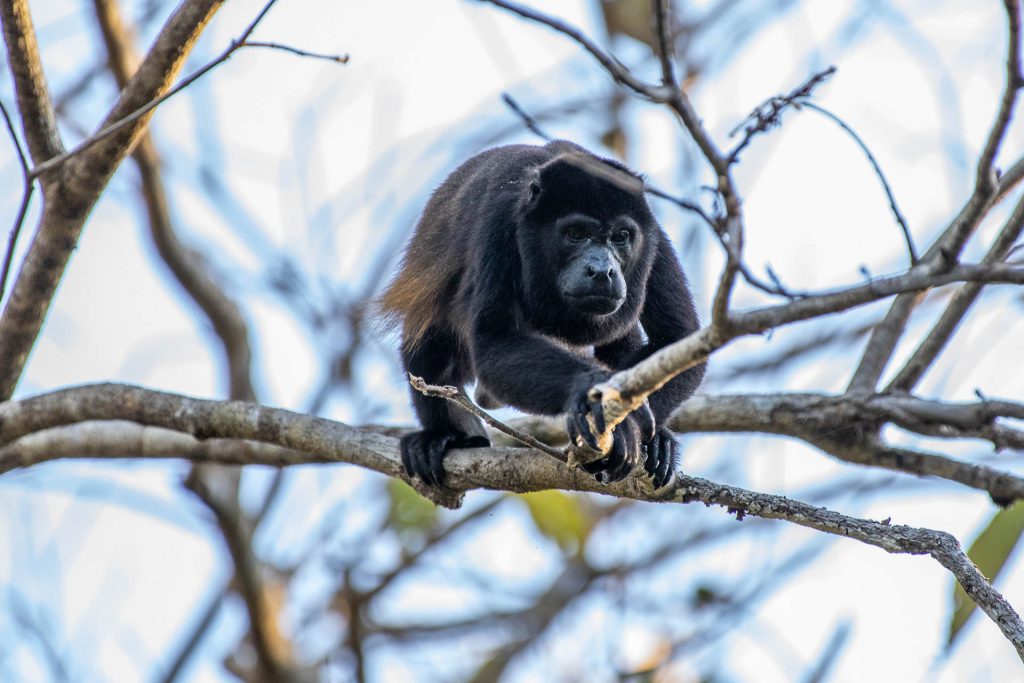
[
  {"xmin": 888, "ymin": 191, "xmax": 1024, "ymax": 392},
  {"xmin": 0, "ymin": 0, "xmax": 229, "ymax": 401},
  {"xmin": 645, "ymin": 185, "xmax": 717, "ymax": 230},
  {"xmin": 848, "ymin": 0, "xmax": 1022, "ymax": 392},
  {"xmin": 409, "ymin": 375, "xmax": 567, "ymax": 461},
  {"xmin": 479, "ymin": 0, "xmax": 674, "ymax": 101},
  {"xmin": 589, "ymin": 261, "xmax": 1024, "ymax": 434},
  {"xmin": 0, "ymin": 420, "xmax": 310, "ymax": 468},
  {"xmin": 668, "ymin": 393, "xmax": 1024, "ymax": 504},
  {"xmin": 159, "ymin": 583, "xmax": 228, "ymax": 683},
  {"xmin": 802, "ymin": 102, "xmax": 916, "ymax": 266},
  {"xmin": 92, "ymin": 0, "xmax": 256, "ymax": 401},
  {"xmin": 726, "ymin": 66, "xmax": 836, "ymax": 166},
  {"xmin": 1, "ymin": 383, "xmax": 1021, "ymax": 660},
  {"xmin": 975, "ymin": 0, "xmax": 1023, "ymax": 197},
  {"xmin": 0, "ymin": 0, "xmax": 64, "ymax": 166},
  {"xmin": 500, "ymin": 92, "xmax": 552, "ymax": 141},
  {"xmin": 31, "ymin": 0, "xmax": 268, "ymax": 184},
  {"xmin": 240, "ymin": 40, "xmax": 349, "ymax": 63},
  {"xmin": 0, "ymin": 100, "xmax": 35, "ymax": 304},
  {"xmin": 653, "ymin": 0, "xmax": 677, "ymax": 88}
]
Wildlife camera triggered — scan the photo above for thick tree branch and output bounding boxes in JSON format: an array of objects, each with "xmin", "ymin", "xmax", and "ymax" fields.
[
  {"xmin": 587, "ymin": 261, "xmax": 1024, "ymax": 436},
  {"xmin": 0, "ymin": 0, "xmax": 65, "ymax": 167},
  {"xmin": 0, "ymin": 0, "xmax": 228, "ymax": 400},
  {"xmin": 59, "ymin": 0, "xmax": 228, "ymax": 204},
  {"xmin": 888, "ymin": 191, "xmax": 1024, "ymax": 391},
  {"xmin": 0, "ymin": 383, "xmax": 1021, "ymax": 660},
  {"xmin": 668, "ymin": 393, "xmax": 1024, "ymax": 504}
]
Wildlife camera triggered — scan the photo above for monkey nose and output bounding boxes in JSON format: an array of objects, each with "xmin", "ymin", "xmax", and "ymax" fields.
[{"xmin": 584, "ymin": 264, "xmax": 614, "ymax": 281}]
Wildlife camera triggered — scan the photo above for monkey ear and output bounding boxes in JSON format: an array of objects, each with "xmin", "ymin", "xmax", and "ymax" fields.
[{"xmin": 527, "ymin": 178, "xmax": 542, "ymax": 205}]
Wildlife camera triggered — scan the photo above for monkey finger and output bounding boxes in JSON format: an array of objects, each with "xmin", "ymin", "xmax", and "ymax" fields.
[
  {"xmin": 635, "ymin": 401, "xmax": 656, "ymax": 442},
  {"xmin": 643, "ymin": 433, "xmax": 660, "ymax": 478},
  {"xmin": 565, "ymin": 415, "xmax": 579, "ymax": 445},
  {"xmin": 588, "ymin": 396, "xmax": 606, "ymax": 435},
  {"xmin": 581, "ymin": 456, "xmax": 612, "ymax": 487},
  {"xmin": 400, "ymin": 445, "xmax": 415, "ymax": 480},
  {"xmin": 426, "ymin": 435, "xmax": 454, "ymax": 487},
  {"xmin": 605, "ymin": 455, "xmax": 633, "ymax": 483},
  {"xmin": 602, "ymin": 433, "xmax": 633, "ymax": 482},
  {"xmin": 653, "ymin": 437, "xmax": 670, "ymax": 489},
  {"xmin": 569, "ymin": 405, "xmax": 600, "ymax": 451},
  {"xmin": 654, "ymin": 432, "xmax": 677, "ymax": 489}
]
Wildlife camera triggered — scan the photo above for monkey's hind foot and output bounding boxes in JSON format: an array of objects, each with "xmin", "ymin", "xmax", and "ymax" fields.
[{"xmin": 400, "ymin": 430, "xmax": 490, "ymax": 486}]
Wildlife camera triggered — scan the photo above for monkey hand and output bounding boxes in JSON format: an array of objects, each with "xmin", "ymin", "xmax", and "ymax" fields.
[
  {"xmin": 576, "ymin": 411, "xmax": 655, "ymax": 484},
  {"xmin": 400, "ymin": 430, "xmax": 490, "ymax": 486},
  {"xmin": 642, "ymin": 427, "xmax": 679, "ymax": 489},
  {"xmin": 566, "ymin": 375, "xmax": 656, "ymax": 484}
]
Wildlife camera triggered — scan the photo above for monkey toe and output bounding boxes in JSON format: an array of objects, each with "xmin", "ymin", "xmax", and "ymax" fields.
[
  {"xmin": 400, "ymin": 430, "xmax": 488, "ymax": 486},
  {"xmin": 643, "ymin": 428, "xmax": 679, "ymax": 489}
]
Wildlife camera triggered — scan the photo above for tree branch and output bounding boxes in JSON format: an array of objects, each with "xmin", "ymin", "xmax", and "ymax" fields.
[
  {"xmin": 478, "ymin": 0, "xmax": 674, "ymax": 101},
  {"xmin": 92, "ymin": 0, "xmax": 256, "ymax": 402},
  {"xmin": 668, "ymin": 393, "xmax": 1024, "ymax": 505},
  {"xmin": 0, "ymin": 382, "xmax": 1021, "ymax": 660},
  {"xmin": 847, "ymin": 0, "xmax": 1022, "ymax": 393},
  {"xmin": 887, "ymin": 191, "xmax": 1024, "ymax": 392},
  {"xmin": 0, "ymin": 99, "xmax": 35, "ymax": 304},
  {"xmin": 802, "ymin": 101, "xmax": 916, "ymax": 266},
  {"xmin": 0, "ymin": 0, "xmax": 64, "ymax": 167},
  {"xmin": 586, "ymin": 261, "xmax": 1024, "ymax": 438},
  {"xmin": 0, "ymin": 0, "xmax": 229, "ymax": 401}
]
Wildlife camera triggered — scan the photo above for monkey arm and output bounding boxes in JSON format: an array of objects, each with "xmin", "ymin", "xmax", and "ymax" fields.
[
  {"xmin": 472, "ymin": 313, "xmax": 608, "ymax": 417},
  {"xmin": 597, "ymin": 234, "xmax": 705, "ymax": 425}
]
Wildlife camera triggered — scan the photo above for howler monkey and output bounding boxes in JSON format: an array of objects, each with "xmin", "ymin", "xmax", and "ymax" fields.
[{"xmin": 381, "ymin": 140, "xmax": 705, "ymax": 489}]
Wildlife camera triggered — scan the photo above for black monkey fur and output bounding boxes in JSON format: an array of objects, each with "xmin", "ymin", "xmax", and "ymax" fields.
[{"xmin": 380, "ymin": 140, "xmax": 705, "ymax": 489}]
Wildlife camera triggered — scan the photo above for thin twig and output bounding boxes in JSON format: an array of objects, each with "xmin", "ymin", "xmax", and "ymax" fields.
[
  {"xmin": 480, "ymin": 0, "xmax": 673, "ymax": 101},
  {"xmin": 974, "ymin": 0, "xmax": 1022, "ymax": 196},
  {"xmin": 241, "ymin": 40, "xmax": 349, "ymax": 63},
  {"xmin": 886, "ymin": 191, "xmax": 1024, "ymax": 391},
  {"xmin": 408, "ymin": 374, "xmax": 568, "ymax": 462},
  {"xmin": 802, "ymin": 102, "xmax": 917, "ymax": 266},
  {"xmin": 653, "ymin": 0, "xmax": 677, "ymax": 88},
  {"xmin": 726, "ymin": 66, "xmax": 836, "ymax": 165},
  {"xmin": 500, "ymin": 92, "xmax": 552, "ymax": 140},
  {"xmin": 0, "ymin": 100, "xmax": 30, "ymax": 176},
  {"xmin": 848, "ymin": 0, "xmax": 1021, "ymax": 393},
  {"xmin": 29, "ymin": 0, "xmax": 285, "ymax": 180},
  {"xmin": 0, "ymin": 100, "xmax": 34, "ymax": 303},
  {"xmin": 645, "ymin": 185, "xmax": 718, "ymax": 231},
  {"xmin": 159, "ymin": 582, "xmax": 228, "ymax": 683}
]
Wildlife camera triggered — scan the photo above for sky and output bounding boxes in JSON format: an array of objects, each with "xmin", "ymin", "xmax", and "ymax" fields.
[{"xmin": 1, "ymin": 0, "xmax": 1023, "ymax": 680}]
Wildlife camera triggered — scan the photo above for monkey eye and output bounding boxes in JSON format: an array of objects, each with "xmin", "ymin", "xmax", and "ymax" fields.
[
  {"xmin": 566, "ymin": 226, "xmax": 587, "ymax": 242},
  {"xmin": 610, "ymin": 230, "xmax": 631, "ymax": 245}
]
